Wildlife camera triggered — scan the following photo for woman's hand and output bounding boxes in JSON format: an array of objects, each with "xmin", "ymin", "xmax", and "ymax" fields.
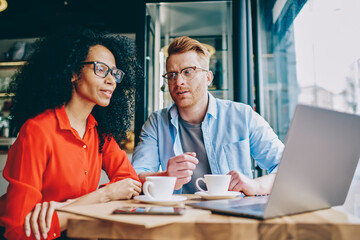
[
  {"xmin": 104, "ymin": 178, "xmax": 142, "ymax": 201},
  {"xmin": 23, "ymin": 179, "xmax": 141, "ymax": 239},
  {"xmin": 24, "ymin": 199, "xmax": 74, "ymax": 240}
]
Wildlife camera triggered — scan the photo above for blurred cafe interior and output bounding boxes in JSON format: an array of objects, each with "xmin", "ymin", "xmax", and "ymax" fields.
[{"xmin": 0, "ymin": 0, "xmax": 360, "ymax": 238}]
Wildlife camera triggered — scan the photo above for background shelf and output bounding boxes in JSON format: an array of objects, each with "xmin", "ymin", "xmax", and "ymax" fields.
[
  {"xmin": 0, "ymin": 93, "xmax": 14, "ymax": 98},
  {"xmin": 0, "ymin": 61, "xmax": 26, "ymax": 67}
]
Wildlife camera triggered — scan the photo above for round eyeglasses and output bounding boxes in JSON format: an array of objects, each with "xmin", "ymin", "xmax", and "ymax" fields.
[
  {"xmin": 82, "ymin": 61, "xmax": 125, "ymax": 83},
  {"xmin": 162, "ymin": 66, "xmax": 208, "ymax": 84}
]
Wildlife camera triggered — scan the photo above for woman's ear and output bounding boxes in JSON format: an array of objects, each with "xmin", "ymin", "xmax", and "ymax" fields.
[{"xmin": 71, "ymin": 74, "xmax": 79, "ymax": 83}]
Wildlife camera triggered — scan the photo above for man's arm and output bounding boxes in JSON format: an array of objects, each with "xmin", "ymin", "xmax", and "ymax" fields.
[
  {"xmin": 247, "ymin": 106, "xmax": 284, "ymax": 173},
  {"xmin": 132, "ymin": 112, "xmax": 199, "ymax": 190},
  {"xmin": 227, "ymin": 170, "xmax": 275, "ymax": 195},
  {"xmin": 138, "ymin": 171, "xmax": 168, "ymax": 183},
  {"xmin": 132, "ymin": 113, "xmax": 163, "ymax": 175},
  {"xmin": 226, "ymin": 106, "xmax": 282, "ymax": 195}
]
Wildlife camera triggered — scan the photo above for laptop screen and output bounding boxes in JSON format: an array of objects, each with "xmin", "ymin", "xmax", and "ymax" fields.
[{"xmin": 187, "ymin": 105, "xmax": 360, "ymax": 219}]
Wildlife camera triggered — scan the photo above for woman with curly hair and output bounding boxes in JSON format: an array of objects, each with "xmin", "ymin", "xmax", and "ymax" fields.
[{"xmin": 0, "ymin": 27, "xmax": 143, "ymax": 239}]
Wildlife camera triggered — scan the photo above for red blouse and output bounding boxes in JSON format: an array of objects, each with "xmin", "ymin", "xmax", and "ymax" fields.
[{"xmin": 0, "ymin": 106, "xmax": 140, "ymax": 239}]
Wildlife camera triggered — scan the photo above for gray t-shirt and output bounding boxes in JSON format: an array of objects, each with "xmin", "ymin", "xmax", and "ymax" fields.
[{"xmin": 179, "ymin": 117, "xmax": 212, "ymax": 194}]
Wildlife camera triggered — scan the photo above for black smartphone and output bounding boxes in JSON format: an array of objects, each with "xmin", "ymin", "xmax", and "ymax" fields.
[{"xmin": 112, "ymin": 206, "xmax": 186, "ymax": 215}]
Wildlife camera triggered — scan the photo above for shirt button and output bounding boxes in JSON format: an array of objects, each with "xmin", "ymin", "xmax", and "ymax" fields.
[
  {"xmin": 83, "ymin": 145, "xmax": 87, "ymax": 149},
  {"xmin": 53, "ymin": 233, "xmax": 56, "ymax": 237},
  {"xmin": 85, "ymin": 171, "xmax": 88, "ymax": 175}
]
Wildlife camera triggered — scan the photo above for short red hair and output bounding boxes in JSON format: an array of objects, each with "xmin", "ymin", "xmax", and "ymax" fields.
[{"xmin": 167, "ymin": 36, "xmax": 210, "ymax": 67}]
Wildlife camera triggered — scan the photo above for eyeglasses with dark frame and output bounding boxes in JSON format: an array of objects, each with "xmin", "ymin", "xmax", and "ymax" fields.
[
  {"xmin": 82, "ymin": 61, "xmax": 125, "ymax": 83},
  {"xmin": 162, "ymin": 66, "xmax": 209, "ymax": 84}
]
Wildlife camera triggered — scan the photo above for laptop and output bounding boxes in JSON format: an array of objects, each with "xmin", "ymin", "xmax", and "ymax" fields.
[{"xmin": 187, "ymin": 104, "xmax": 360, "ymax": 219}]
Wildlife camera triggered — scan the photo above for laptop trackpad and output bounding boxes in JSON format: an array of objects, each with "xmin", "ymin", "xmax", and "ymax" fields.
[{"xmin": 224, "ymin": 196, "xmax": 268, "ymax": 216}]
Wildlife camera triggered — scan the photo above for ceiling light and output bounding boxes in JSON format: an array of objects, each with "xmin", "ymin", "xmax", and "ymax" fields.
[{"xmin": 0, "ymin": 0, "xmax": 8, "ymax": 12}]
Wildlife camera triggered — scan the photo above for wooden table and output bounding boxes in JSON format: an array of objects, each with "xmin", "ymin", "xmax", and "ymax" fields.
[{"xmin": 64, "ymin": 194, "xmax": 360, "ymax": 240}]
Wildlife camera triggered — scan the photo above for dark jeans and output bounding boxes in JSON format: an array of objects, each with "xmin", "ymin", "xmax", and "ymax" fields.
[{"xmin": 0, "ymin": 227, "xmax": 72, "ymax": 240}]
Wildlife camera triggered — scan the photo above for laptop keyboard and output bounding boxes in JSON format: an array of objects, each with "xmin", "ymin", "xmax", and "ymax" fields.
[{"xmin": 228, "ymin": 195, "xmax": 269, "ymax": 207}]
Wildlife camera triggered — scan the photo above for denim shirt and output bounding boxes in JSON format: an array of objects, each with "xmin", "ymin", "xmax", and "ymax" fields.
[{"xmin": 132, "ymin": 93, "xmax": 284, "ymax": 193}]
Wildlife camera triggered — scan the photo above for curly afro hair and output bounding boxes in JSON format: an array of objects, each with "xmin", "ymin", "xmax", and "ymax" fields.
[{"xmin": 8, "ymin": 26, "xmax": 142, "ymax": 151}]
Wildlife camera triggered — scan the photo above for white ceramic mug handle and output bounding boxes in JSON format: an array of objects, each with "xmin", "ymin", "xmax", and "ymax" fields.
[
  {"xmin": 195, "ymin": 177, "xmax": 207, "ymax": 192},
  {"xmin": 143, "ymin": 181, "xmax": 155, "ymax": 200}
]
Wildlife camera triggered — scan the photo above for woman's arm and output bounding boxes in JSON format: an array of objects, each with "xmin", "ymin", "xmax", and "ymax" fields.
[
  {"xmin": 25, "ymin": 178, "xmax": 141, "ymax": 238},
  {"xmin": 58, "ymin": 179, "xmax": 141, "ymax": 228},
  {"xmin": 25, "ymin": 136, "xmax": 142, "ymax": 238}
]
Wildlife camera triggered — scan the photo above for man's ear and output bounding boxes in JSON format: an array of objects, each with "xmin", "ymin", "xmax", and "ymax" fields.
[{"xmin": 206, "ymin": 70, "xmax": 214, "ymax": 86}]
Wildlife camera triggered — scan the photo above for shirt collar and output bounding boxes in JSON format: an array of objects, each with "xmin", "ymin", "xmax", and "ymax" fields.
[
  {"xmin": 55, "ymin": 105, "xmax": 97, "ymax": 131},
  {"xmin": 167, "ymin": 92, "xmax": 218, "ymax": 122},
  {"xmin": 168, "ymin": 104, "xmax": 179, "ymax": 121},
  {"xmin": 207, "ymin": 92, "xmax": 217, "ymax": 119}
]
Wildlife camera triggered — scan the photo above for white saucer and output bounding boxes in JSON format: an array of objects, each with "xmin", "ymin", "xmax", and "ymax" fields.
[
  {"xmin": 195, "ymin": 191, "xmax": 242, "ymax": 200},
  {"xmin": 134, "ymin": 195, "xmax": 187, "ymax": 205}
]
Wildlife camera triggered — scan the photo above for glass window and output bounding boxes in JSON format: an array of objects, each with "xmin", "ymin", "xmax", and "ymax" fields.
[
  {"xmin": 256, "ymin": 0, "xmax": 360, "ymax": 141},
  {"xmin": 145, "ymin": 1, "xmax": 233, "ymax": 114},
  {"xmin": 255, "ymin": 0, "xmax": 360, "ymax": 213}
]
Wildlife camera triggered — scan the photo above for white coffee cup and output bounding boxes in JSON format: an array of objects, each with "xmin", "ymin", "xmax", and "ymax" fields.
[
  {"xmin": 195, "ymin": 174, "xmax": 231, "ymax": 195},
  {"xmin": 143, "ymin": 176, "xmax": 176, "ymax": 200}
]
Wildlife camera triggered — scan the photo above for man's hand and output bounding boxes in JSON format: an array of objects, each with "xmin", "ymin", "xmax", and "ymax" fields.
[
  {"xmin": 24, "ymin": 200, "xmax": 74, "ymax": 240},
  {"xmin": 105, "ymin": 178, "xmax": 142, "ymax": 201},
  {"xmin": 227, "ymin": 171, "xmax": 276, "ymax": 196},
  {"xmin": 166, "ymin": 152, "xmax": 198, "ymax": 190},
  {"xmin": 227, "ymin": 170, "xmax": 259, "ymax": 196}
]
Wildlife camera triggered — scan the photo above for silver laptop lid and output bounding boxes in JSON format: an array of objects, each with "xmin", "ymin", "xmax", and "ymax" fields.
[{"xmin": 264, "ymin": 104, "xmax": 360, "ymax": 218}]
